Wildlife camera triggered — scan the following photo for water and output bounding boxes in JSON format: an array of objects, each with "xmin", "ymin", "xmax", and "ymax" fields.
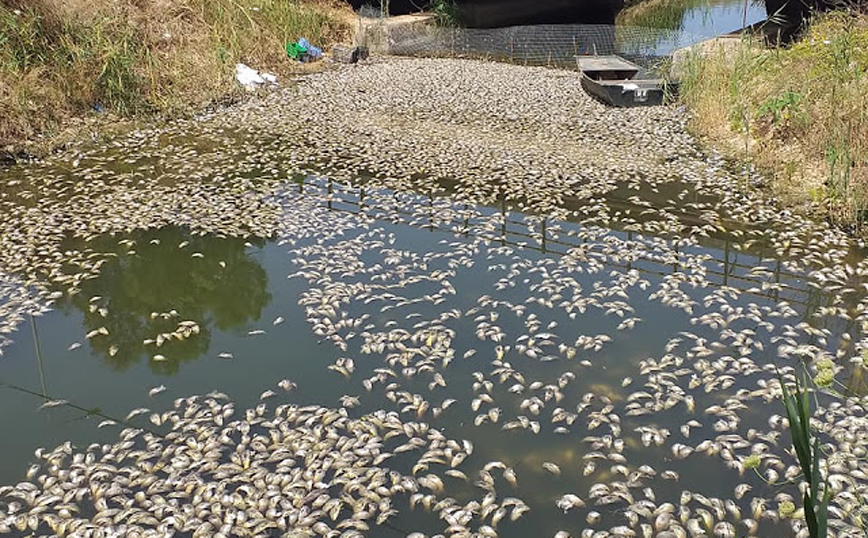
[
  {"xmin": 616, "ymin": 0, "xmax": 769, "ymax": 58},
  {"xmin": 0, "ymin": 228, "xmax": 333, "ymax": 480},
  {"xmin": 679, "ymin": 0, "xmax": 766, "ymax": 37},
  {"xmin": 0, "ymin": 167, "xmax": 859, "ymax": 536}
]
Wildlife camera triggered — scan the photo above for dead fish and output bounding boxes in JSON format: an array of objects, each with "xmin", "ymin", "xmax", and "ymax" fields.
[
  {"xmin": 126, "ymin": 407, "xmax": 150, "ymax": 420},
  {"xmin": 38, "ymin": 399, "xmax": 68, "ymax": 410},
  {"xmin": 542, "ymin": 462, "xmax": 562, "ymax": 476},
  {"xmin": 503, "ymin": 467, "xmax": 518, "ymax": 487},
  {"xmin": 556, "ymin": 494, "xmax": 584, "ymax": 513}
]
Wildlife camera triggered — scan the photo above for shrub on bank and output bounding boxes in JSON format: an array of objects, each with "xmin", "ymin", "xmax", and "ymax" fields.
[
  {"xmin": 616, "ymin": 0, "xmax": 709, "ymax": 30},
  {"xmin": 678, "ymin": 12, "xmax": 868, "ymax": 231},
  {"xmin": 0, "ymin": 0, "xmax": 352, "ymax": 155}
]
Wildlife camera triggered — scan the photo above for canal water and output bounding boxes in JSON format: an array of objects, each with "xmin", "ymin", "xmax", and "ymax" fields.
[
  {"xmin": 679, "ymin": 0, "xmax": 767, "ymax": 37},
  {"xmin": 0, "ymin": 143, "xmax": 864, "ymax": 537},
  {"xmin": 0, "ymin": 25, "xmax": 865, "ymax": 538},
  {"xmin": 616, "ymin": 0, "xmax": 768, "ymax": 57}
]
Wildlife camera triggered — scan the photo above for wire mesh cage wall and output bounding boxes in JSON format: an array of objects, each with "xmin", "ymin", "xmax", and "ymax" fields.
[
  {"xmin": 297, "ymin": 174, "xmax": 825, "ymax": 311},
  {"xmin": 361, "ymin": 21, "xmax": 707, "ymax": 69}
]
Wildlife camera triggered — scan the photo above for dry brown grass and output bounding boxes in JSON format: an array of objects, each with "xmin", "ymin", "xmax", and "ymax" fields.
[
  {"xmin": 0, "ymin": 0, "xmax": 354, "ymax": 159},
  {"xmin": 678, "ymin": 11, "xmax": 868, "ymax": 230}
]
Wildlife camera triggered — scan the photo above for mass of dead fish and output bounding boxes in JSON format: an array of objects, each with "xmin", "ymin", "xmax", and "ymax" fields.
[{"xmin": 0, "ymin": 57, "xmax": 868, "ymax": 537}]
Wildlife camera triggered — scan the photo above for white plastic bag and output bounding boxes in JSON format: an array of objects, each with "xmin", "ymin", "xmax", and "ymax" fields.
[{"xmin": 235, "ymin": 63, "xmax": 264, "ymax": 88}]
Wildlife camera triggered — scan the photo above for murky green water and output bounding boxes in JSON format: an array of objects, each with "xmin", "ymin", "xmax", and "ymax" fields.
[{"xmin": 1, "ymin": 165, "xmax": 863, "ymax": 536}]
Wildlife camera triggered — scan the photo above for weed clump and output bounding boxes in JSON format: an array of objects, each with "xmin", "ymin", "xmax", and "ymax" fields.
[
  {"xmin": 678, "ymin": 12, "xmax": 868, "ymax": 232},
  {"xmin": 0, "ymin": 0, "xmax": 352, "ymax": 156}
]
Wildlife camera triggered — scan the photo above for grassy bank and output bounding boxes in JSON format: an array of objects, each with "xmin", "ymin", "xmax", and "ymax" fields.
[
  {"xmin": 0, "ymin": 0, "xmax": 353, "ymax": 159},
  {"xmin": 678, "ymin": 12, "xmax": 868, "ymax": 232},
  {"xmin": 617, "ymin": 0, "xmax": 710, "ymax": 29}
]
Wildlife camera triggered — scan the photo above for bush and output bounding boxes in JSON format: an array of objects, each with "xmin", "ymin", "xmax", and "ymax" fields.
[
  {"xmin": 0, "ymin": 0, "xmax": 352, "ymax": 154},
  {"xmin": 678, "ymin": 11, "xmax": 868, "ymax": 231}
]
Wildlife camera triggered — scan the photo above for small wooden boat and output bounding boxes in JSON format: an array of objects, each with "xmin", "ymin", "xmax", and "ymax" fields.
[{"xmin": 576, "ymin": 55, "xmax": 677, "ymax": 107}]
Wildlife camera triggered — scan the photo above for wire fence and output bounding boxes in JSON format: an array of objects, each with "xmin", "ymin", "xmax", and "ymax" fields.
[
  {"xmin": 295, "ymin": 175, "xmax": 836, "ymax": 314},
  {"xmin": 358, "ymin": 20, "xmax": 709, "ymax": 69}
]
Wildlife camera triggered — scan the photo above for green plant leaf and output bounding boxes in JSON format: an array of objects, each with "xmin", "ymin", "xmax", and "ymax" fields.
[
  {"xmin": 818, "ymin": 488, "xmax": 831, "ymax": 538},
  {"xmin": 781, "ymin": 377, "xmax": 811, "ymax": 474},
  {"xmin": 797, "ymin": 374, "xmax": 811, "ymax": 429},
  {"xmin": 804, "ymin": 489, "xmax": 818, "ymax": 538},
  {"xmin": 810, "ymin": 435, "xmax": 820, "ymax": 503}
]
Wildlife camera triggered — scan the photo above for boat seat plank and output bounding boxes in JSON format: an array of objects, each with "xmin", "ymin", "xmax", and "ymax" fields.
[
  {"xmin": 575, "ymin": 56, "xmax": 641, "ymax": 73},
  {"xmin": 595, "ymin": 79, "xmax": 665, "ymax": 87}
]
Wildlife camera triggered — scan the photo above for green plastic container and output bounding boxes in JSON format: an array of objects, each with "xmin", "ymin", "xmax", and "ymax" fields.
[{"xmin": 285, "ymin": 42, "xmax": 307, "ymax": 61}]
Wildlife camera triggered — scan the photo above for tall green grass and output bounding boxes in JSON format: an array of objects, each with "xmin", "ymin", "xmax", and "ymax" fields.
[
  {"xmin": 0, "ymin": 0, "xmax": 351, "ymax": 155},
  {"xmin": 677, "ymin": 12, "xmax": 868, "ymax": 232},
  {"xmin": 195, "ymin": 0, "xmax": 348, "ymax": 64},
  {"xmin": 1, "ymin": 2, "xmax": 148, "ymax": 143},
  {"xmin": 779, "ymin": 373, "xmax": 830, "ymax": 538}
]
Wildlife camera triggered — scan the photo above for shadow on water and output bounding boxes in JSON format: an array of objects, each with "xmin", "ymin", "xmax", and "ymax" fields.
[{"xmin": 54, "ymin": 227, "xmax": 271, "ymax": 374}]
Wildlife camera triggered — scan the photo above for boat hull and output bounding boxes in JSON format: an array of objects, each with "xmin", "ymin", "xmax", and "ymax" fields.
[
  {"xmin": 576, "ymin": 55, "xmax": 677, "ymax": 107},
  {"xmin": 580, "ymin": 75, "xmax": 674, "ymax": 107}
]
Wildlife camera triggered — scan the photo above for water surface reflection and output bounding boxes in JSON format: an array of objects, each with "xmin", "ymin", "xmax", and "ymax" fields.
[{"xmin": 57, "ymin": 227, "xmax": 270, "ymax": 374}]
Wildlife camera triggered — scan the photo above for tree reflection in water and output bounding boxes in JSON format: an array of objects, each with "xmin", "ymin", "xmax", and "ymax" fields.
[{"xmin": 58, "ymin": 227, "xmax": 270, "ymax": 375}]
